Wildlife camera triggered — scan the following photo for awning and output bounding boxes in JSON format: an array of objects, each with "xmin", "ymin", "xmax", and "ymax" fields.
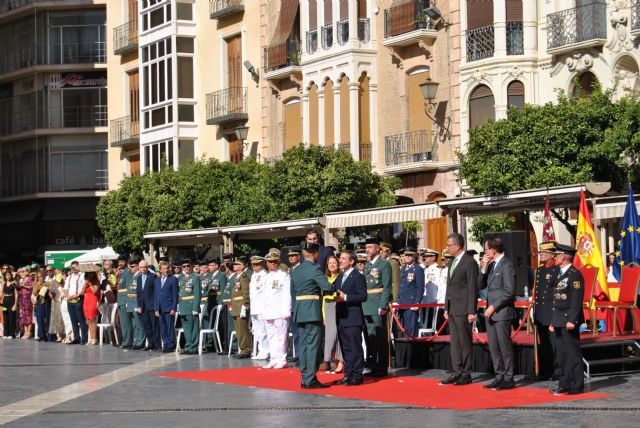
[
  {"xmin": 594, "ymin": 197, "xmax": 640, "ymax": 220},
  {"xmin": 267, "ymin": 0, "xmax": 299, "ymax": 69},
  {"xmin": 325, "ymin": 203, "xmax": 441, "ymax": 229},
  {"xmin": 144, "ymin": 228, "xmax": 222, "ymax": 247},
  {"xmin": 386, "ymin": 0, "xmax": 417, "ymax": 38},
  {"xmin": 222, "ymin": 217, "xmax": 321, "ymax": 240}
]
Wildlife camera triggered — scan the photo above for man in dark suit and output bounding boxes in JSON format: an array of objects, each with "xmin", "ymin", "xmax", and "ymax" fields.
[
  {"xmin": 440, "ymin": 232, "xmax": 479, "ymax": 386},
  {"xmin": 301, "ymin": 228, "xmax": 334, "ymax": 270},
  {"xmin": 153, "ymin": 261, "xmax": 179, "ymax": 352},
  {"xmin": 479, "ymin": 235, "xmax": 516, "ymax": 390},
  {"xmin": 549, "ymin": 244, "xmax": 585, "ymax": 395},
  {"xmin": 136, "ymin": 261, "xmax": 161, "ymax": 351},
  {"xmin": 334, "ymin": 251, "xmax": 368, "ymax": 386}
]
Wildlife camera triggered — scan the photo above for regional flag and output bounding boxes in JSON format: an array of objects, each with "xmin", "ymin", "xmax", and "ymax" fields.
[
  {"xmin": 574, "ymin": 190, "xmax": 609, "ymax": 299},
  {"xmin": 542, "ymin": 195, "xmax": 556, "ymax": 242},
  {"xmin": 612, "ymin": 185, "xmax": 640, "ymax": 282}
]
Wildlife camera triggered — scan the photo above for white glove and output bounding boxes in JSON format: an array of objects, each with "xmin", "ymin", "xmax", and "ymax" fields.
[
  {"xmin": 240, "ymin": 305, "xmax": 247, "ymax": 319},
  {"xmin": 378, "ymin": 308, "xmax": 388, "ymax": 316},
  {"xmin": 192, "ymin": 311, "xmax": 198, "ymax": 316}
]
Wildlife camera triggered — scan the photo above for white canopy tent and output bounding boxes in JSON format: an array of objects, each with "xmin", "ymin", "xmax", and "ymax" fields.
[{"xmin": 64, "ymin": 247, "xmax": 120, "ymax": 267}]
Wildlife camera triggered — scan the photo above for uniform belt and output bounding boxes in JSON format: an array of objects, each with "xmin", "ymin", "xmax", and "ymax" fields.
[
  {"xmin": 367, "ymin": 288, "xmax": 384, "ymax": 294},
  {"xmin": 200, "ymin": 297, "xmax": 207, "ymax": 301},
  {"xmin": 117, "ymin": 289, "xmax": 128, "ymax": 293},
  {"xmin": 181, "ymin": 296, "xmax": 194, "ymax": 301},
  {"xmin": 296, "ymin": 295, "xmax": 319, "ymax": 301},
  {"xmin": 222, "ymin": 298, "xmax": 231, "ymax": 303},
  {"xmin": 232, "ymin": 296, "xmax": 244, "ymax": 301},
  {"xmin": 127, "ymin": 293, "xmax": 136, "ymax": 298}
]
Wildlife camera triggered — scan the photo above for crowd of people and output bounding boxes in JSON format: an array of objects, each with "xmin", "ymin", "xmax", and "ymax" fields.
[{"xmin": 0, "ymin": 228, "xmax": 587, "ymax": 394}]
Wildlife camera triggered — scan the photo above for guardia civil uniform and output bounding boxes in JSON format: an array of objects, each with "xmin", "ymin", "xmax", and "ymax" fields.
[
  {"xmin": 231, "ymin": 263, "xmax": 251, "ymax": 357},
  {"xmin": 363, "ymin": 238, "xmax": 392, "ymax": 376},
  {"xmin": 290, "ymin": 243, "xmax": 333, "ymax": 387},
  {"xmin": 126, "ymin": 262, "xmax": 145, "ymax": 349},
  {"xmin": 178, "ymin": 266, "xmax": 201, "ymax": 354},
  {"xmin": 550, "ymin": 244, "xmax": 585, "ymax": 394},
  {"xmin": 222, "ymin": 268, "xmax": 236, "ymax": 353},
  {"xmin": 200, "ymin": 261, "xmax": 213, "ymax": 348},
  {"xmin": 116, "ymin": 258, "xmax": 134, "ymax": 348}
]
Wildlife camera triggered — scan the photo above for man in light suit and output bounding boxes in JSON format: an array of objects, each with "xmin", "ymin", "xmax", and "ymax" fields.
[
  {"xmin": 136, "ymin": 261, "xmax": 161, "ymax": 351},
  {"xmin": 334, "ymin": 251, "xmax": 368, "ymax": 386},
  {"xmin": 154, "ymin": 261, "xmax": 179, "ymax": 352},
  {"xmin": 440, "ymin": 232, "xmax": 479, "ymax": 386},
  {"xmin": 479, "ymin": 235, "xmax": 516, "ymax": 390}
]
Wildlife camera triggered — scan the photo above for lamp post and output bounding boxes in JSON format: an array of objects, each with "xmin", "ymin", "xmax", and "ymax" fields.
[
  {"xmin": 419, "ymin": 78, "xmax": 451, "ymax": 142},
  {"xmin": 233, "ymin": 124, "xmax": 249, "ymax": 155}
]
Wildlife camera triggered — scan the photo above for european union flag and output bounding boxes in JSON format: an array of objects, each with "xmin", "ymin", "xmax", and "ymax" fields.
[{"xmin": 613, "ymin": 185, "xmax": 640, "ymax": 282}]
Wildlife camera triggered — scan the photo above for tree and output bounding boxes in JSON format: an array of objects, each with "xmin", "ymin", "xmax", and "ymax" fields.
[
  {"xmin": 401, "ymin": 221, "xmax": 423, "ymax": 246},
  {"xmin": 96, "ymin": 146, "xmax": 401, "ymax": 254},
  {"xmin": 459, "ymin": 89, "xmax": 639, "ymax": 195},
  {"xmin": 468, "ymin": 214, "xmax": 516, "ymax": 244}
]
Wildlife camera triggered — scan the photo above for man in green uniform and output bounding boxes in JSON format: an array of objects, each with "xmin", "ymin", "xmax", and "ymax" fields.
[
  {"xmin": 116, "ymin": 255, "xmax": 134, "ymax": 349},
  {"xmin": 208, "ymin": 258, "xmax": 226, "ymax": 352},
  {"xmin": 178, "ymin": 259, "xmax": 201, "ymax": 355},
  {"xmin": 199, "ymin": 259, "xmax": 213, "ymax": 351},
  {"xmin": 381, "ymin": 243, "xmax": 401, "ymax": 303},
  {"xmin": 363, "ymin": 237, "xmax": 392, "ymax": 377},
  {"xmin": 291, "ymin": 241, "xmax": 334, "ymax": 388},
  {"xmin": 172, "ymin": 259, "xmax": 182, "ymax": 279},
  {"xmin": 221, "ymin": 254, "xmax": 236, "ymax": 354},
  {"xmin": 231, "ymin": 258, "xmax": 251, "ymax": 358},
  {"xmin": 126, "ymin": 259, "xmax": 145, "ymax": 350}
]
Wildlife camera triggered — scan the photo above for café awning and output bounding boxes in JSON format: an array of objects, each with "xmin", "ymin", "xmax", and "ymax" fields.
[{"xmin": 325, "ymin": 202, "xmax": 441, "ymax": 229}]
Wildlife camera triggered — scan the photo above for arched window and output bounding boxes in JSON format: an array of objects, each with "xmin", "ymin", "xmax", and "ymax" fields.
[
  {"xmin": 469, "ymin": 84, "xmax": 495, "ymax": 128},
  {"xmin": 572, "ymin": 71, "xmax": 598, "ymax": 98},
  {"xmin": 507, "ymin": 80, "xmax": 524, "ymax": 108}
]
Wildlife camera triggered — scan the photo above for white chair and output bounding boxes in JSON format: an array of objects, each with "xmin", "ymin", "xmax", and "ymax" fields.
[
  {"xmin": 228, "ymin": 331, "xmax": 237, "ymax": 356},
  {"xmin": 418, "ymin": 307, "xmax": 440, "ymax": 337},
  {"xmin": 198, "ymin": 305, "xmax": 222, "ymax": 355},
  {"xmin": 288, "ymin": 332, "xmax": 296, "ymax": 358},
  {"xmin": 176, "ymin": 308, "xmax": 206, "ymax": 354},
  {"xmin": 97, "ymin": 303, "xmax": 118, "ymax": 346}
]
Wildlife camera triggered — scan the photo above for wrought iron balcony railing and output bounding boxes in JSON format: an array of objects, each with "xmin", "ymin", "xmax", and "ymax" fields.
[
  {"xmin": 205, "ymin": 87, "xmax": 248, "ymax": 125},
  {"xmin": 209, "ymin": 0, "xmax": 244, "ymax": 20},
  {"xmin": 338, "ymin": 142, "xmax": 371, "ymax": 162},
  {"xmin": 113, "ymin": 20, "xmax": 138, "ymax": 55},
  {"xmin": 0, "ymin": 105, "xmax": 107, "ymax": 136},
  {"xmin": 547, "ymin": 2, "xmax": 607, "ymax": 51},
  {"xmin": 383, "ymin": 3, "xmax": 434, "ymax": 38},
  {"xmin": 321, "ymin": 24, "xmax": 333, "ymax": 50},
  {"xmin": 506, "ymin": 21, "xmax": 523, "ymax": 55},
  {"xmin": 0, "ymin": 41, "xmax": 106, "ymax": 75},
  {"xmin": 384, "ymin": 130, "xmax": 437, "ymax": 167},
  {"xmin": 110, "ymin": 116, "xmax": 140, "ymax": 147},
  {"xmin": 337, "ymin": 19, "xmax": 349, "ymax": 45},
  {"xmin": 306, "ymin": 29, "xmax": 318, "ymax": 54},
  {"xmin": 466, "ymin": 24, "xmax": 494, "ymax": 62},
  {"xmin": 633, "ymin": 1, "xmax": 640, "ymax": 32},
  {"xmin": 264, "ymin": 40, "xmax": 301, "ymax": 73},
  {"xmin": 358, "ymin": 18, "xmax": 370, "ymax": 42}
]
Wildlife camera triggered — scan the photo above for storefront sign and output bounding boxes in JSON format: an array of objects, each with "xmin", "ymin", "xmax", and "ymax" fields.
[{"xmin": 59, "ymin": 72, "xmax": 107, "ymax": 88}]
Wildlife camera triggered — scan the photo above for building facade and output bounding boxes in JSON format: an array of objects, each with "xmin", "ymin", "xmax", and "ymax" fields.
[{"xmin": 0, "ymin": 0, "xmax": 108, "ymax": 263}]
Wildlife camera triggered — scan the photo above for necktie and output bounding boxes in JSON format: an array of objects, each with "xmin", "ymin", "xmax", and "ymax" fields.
[
  {"xmin": 161, "ymin": 276, "xmax": 166, "ymax": 289},
  {"xmin": 450, "ymin": 258, "xmax": 459, "ymax": 275},
  {"xmin": 142, "ymin": 275, "xmax": 146, "ymax": 290}
]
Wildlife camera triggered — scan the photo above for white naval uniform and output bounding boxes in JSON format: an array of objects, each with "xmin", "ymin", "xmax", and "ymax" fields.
[
  {"xmin": 249, "ymin": 269, "xmax": 269, "ymax": 358},
  {"xmin": 437, "ymin": 267, "xmax": 448, "ymax": 304},
  {"xmin": 422, "ymin": 263, "xmax": 441, "ymax": 304},
  {"xmin": 261, "ymin": 268, "xmax": 291, "ymax": 366}
]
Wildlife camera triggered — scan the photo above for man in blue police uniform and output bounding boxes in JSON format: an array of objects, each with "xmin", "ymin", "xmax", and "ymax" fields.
[
  {"xmin": 549, "ymin": 244, "xmax": 585, "ymax": 395},
  {"xmin": 397, "ymin": 247, "xmax": 425, "ymax": 337},
  {"xmin": 534, "ymin": 241, "xmax": 561, "ymax": 379}
]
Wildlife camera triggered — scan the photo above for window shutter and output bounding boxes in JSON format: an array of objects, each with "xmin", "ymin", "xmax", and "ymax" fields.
[{"xmin": 467, "ymin": 0, "xmax": 494, "ymax": 29}]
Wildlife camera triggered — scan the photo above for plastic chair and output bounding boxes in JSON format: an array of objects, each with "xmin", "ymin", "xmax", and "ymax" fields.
[
  {"xmin": 579, "ymin": 264, "xmax": 598, "ymax": 336},
  {"xmin": 175, "ymin": 314, "xmax": 183, "ymax": 353},
  {"xmin": 595, "ymin": 263, "xmax": 640, "ymax": 336},
  {"xmin": 228, "ymin": 331, "xmax": 237, "ymax": 356},
  {"xmin": 198, "ymin": 305, "xmax": 221, "ymax": 355},
  {"xmin": 97, "ymin": 303, "xmax": 118, "ymax": 346},
  {"xmin": 288, "ymin": 332, "xmax": 296, "ymax": 358}
]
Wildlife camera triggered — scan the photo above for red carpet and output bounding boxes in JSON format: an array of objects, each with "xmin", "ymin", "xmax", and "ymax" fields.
[{"xmin": 154, "ymin": 367, "xmax": 612, "ymax": 411}]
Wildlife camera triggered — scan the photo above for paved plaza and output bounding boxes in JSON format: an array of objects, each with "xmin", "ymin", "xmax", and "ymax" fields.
[{"xmin": 0, "ymin": 340, "xmax": 639, "ymax": 428}]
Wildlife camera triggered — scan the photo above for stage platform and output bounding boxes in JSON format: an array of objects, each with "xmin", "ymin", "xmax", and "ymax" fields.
[{"xmin": 392, "ymin": 332, "xmax": 640, "ymax": 376}]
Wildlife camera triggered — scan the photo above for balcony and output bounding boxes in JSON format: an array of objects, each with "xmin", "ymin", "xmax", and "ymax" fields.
[
  {"xmin": 263, "ymin": 40, "xmax": 301, "ymax": 81},
  {"xmin": 306, "ymin": 29, "xmax": 318, "ymax": 54},
  {"xmin": 383, "ymin": 4, "xmax": 437, "ymax": 47},
  {"xmin": 337, "ymin": 19, "xmax": 349, "ymax": 45},
  {"xmin": 506, "ymin": 21, "xmax": 523, "ymax": 55},
  {"xmin": 113, "ymin": 20, "xmax": 138, "ymax": 55},
  {"xmin": 206, "ymin": 87, "xmax": 248, "ymax": 126},
  {"xmin": 546, "ymin": 2, "xmax": 607, "ymax": 55},
  {"xmin": 209, "ymin": 0, "xmax": 244, "ymax": 20},
  {"xmin": 0, "ymin": 105, "xmax": 107, "ymax": 137},
  {"xmin": 466, "ymin": 25, "xmax": 494, "ymax": 62},
  {"xmin": 338, "ymin": 142, "xmax": 371, "ymax": 163},
  {"xmin": 0, "ymin": 42, "xmax": 106, "ymax": 76},
  {"xmin": 384, "ymin": 130, "xmax": 438, "ymax": 174},
  {"xmin": 631, "ymin": 1, "xmax": 640, "ymax": 35},
  {"xmin": 321, "ymin": 24, "xmax": 333, "ymax": 50},
  {"xmin": 110, "ymin": 116, "xmax": 139, "ymax": 147}
]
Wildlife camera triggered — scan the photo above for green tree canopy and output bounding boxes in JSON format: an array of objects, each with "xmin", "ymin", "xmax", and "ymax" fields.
[
  {"xmin": 459, "ymin": 89, "xmax": 639, "ymax": 195},
  {"xmin": 97, "ymin": 146, "xmax": 400, "ymax": 254}
]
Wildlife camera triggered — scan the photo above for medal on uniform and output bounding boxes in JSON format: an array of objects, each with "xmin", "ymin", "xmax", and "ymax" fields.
[
  {"xmin": 272, "ymin": 280, "xmax": 279, "ymax": 289},
  {"xmin": 557, "ymin": 278, "xmax": 568, "ymax": 290},
  {"xmin": 408, "ymin": 272, "xmax": 414, "ymax": 282},
  {"xmin": 371, "ymin": 268, "xmax": 379, "ymax": 279},
  {"xmin": 573, "ymin": 281, "xmax": 581, "ymax": 289}
]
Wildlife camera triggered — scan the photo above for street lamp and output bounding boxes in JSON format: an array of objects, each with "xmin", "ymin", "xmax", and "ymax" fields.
[
  {"xmin": 419, "ymin": 78, "xmax": 439, "ymax": 108},
  {"xmin": 419, "ymin": 78, "xmax": 451, "ymax": 142},
  {"xmin": 233, "ymin": 124, "xmax": 249, "ymax": 151}
]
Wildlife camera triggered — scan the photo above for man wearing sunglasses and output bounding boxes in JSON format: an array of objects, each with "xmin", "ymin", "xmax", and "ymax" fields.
[{"xmin": 177, "ymin": 259, "xmax": 201, "ymax": 355}]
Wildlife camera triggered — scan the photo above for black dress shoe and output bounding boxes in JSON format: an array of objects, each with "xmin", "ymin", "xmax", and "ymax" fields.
[
  {"xmin": 345, "ymin": 378, "xmax": 363, "ymax": 386},
  {"xmin": 301, "ymin": 379, "xmax": 330, "ymax": 389},
  {"xmin": 439, "ymin": 374, "xmax": 460, "ymax": 385},
  {"xmin": 484, "ymin": 378, "xmax": 502, "ymax": 389},
  {"xmin": 550, "ymin": 387, "xmax": 568, "ymax": 395},
  {"xmin": 163, "ymin": 348, "xmax": 175, "ymax": 353},
  {"xmin": 287, "ymin": 356, "xmax": 299, "ymax": 363},
  {"xmin": 497, "ymin": 380, "xmax": 516, "ymax": 390},
  {"xmin": 567, "ymin": 389, "xmax": 583, "ymax": 395},
  {"xmin": 334, "ymin": 378, "xmax": 350, "ymax": 385},
  {"xmin": 132, "ymin": 345, "xmax": 143, "ymax": 350},
  {"xmin": 454, "ymin": 375, "xmax": 472, "ymax": 385},
  {"xmin": 142, "ymin": 346, "xmax": 152, "ymax": 351},
  {"xmin": 154, "ymin": 348, "xmax": 163, "ymax": 352},
  {"xmin": 236, "ymin": 353, "xmax": 251, "ymax": 359}
]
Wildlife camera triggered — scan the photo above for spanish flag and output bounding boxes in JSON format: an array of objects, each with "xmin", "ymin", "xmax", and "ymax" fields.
[{"xmin": 574, "ymin": 191, "xmax": 609, "ymax": 299}]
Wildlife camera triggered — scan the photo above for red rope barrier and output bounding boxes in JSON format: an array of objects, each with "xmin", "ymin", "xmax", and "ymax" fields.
[{"xmin": 389, "ymin": 304, "xmax": 448, "ymax": 342}]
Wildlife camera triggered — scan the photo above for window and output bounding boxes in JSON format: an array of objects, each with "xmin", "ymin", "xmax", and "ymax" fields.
[
  {"xmin": 572, "ymin": 71, "xmax": 598, "ymax": 98},
  {"xmin": 507, "ymin": 80, "xmax": 524, "ymax": 108},
  {"xmin": 141, "ymin": 38, "xmax": 173, "ymax": 129},
  {"xmin": 141, "ymin": 1, "xmax": 172, "ymax": 32},
  {"xmin": 143, "ymin": 140, "xmax": 173, "ymax": 172},
  {"xmin": 178, "ymin": 104, "xmax": 194, "ymax": 122},
  {"xmin": 176, "ymin": 3, "xmax": 193, "ymax": 21},
  {"xmin": 177, "ymin": 37, "xmax": 194, "ymax": 53},
  {"xmin": 177, "ymin": 57, "xmax": 194, "ymax": 98},
  {"xmin": 468, "ymin": 84, "xmax": 495, "ymax": 128},
  {"xmin": 178, "ymin": 140, "xmax": 194, "ymax": 166}
]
